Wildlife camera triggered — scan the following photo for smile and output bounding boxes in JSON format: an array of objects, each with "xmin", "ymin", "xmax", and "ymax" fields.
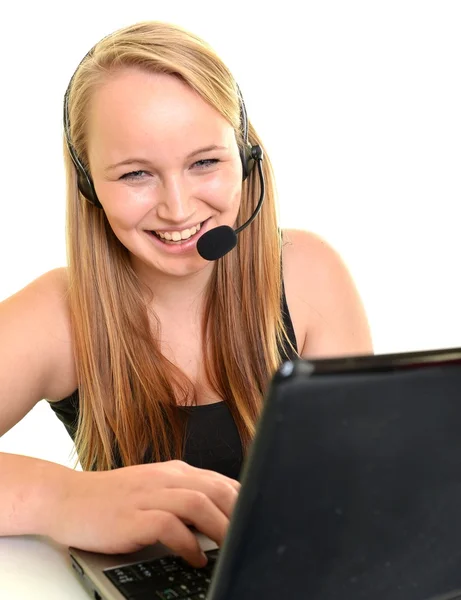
[{"xmin": 152, "ymin": 222, "xmax": 202, "ymax": 243}]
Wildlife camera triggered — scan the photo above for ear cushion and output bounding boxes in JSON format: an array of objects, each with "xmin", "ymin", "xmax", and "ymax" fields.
[
  {"xmin": 240, "ymin": 143, "xmax": 256, "ymax": 181},
  {"xmin": 76, "ymin": 168, "xmax": 102, "ymax": 208}
]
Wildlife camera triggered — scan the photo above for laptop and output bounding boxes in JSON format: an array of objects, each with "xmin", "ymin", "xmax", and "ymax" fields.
[{"xmin": 70, "ymin": 346, "xmax": 461, "ymax": 600}]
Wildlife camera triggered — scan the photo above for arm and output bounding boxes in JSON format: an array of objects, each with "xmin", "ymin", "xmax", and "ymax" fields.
[
  {"xmin": 0, "ymin": 268, "xmax": 78, "ymax": 535},
  {"xmin": 0, "ymin": 452, "xmax": 73, "ymax": 537},
  {"xmin": 0, "ymin": 272, "xmax": 239, "ymax": 564},
  {"xmin": 0, "ymin": 267, "xmax": 76, "ymax": 436}
]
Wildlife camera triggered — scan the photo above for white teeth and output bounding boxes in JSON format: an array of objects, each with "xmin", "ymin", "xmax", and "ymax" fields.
[{"xmin": 155, "ymin": 222, "xmax": 202, "ymax": 242}]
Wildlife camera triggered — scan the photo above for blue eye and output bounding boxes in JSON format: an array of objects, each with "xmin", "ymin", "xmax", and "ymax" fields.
[
  {"xmin": 120, "ymin": 170, "xmax": 147, "ymax": 180},
  {"xmin": 193, "ymin": 159, "xmax": 219, "ymax": 169}
]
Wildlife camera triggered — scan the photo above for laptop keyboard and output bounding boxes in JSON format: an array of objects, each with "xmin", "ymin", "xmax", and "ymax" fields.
[{"xmin": 104, "ymin": 548, "xmax": 219, "ymax": 599}]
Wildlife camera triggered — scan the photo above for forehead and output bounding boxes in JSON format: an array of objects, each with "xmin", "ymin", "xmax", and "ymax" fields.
[{"xmin": 86, "ymin": 67, "xmax": 235, "ymax": 164}]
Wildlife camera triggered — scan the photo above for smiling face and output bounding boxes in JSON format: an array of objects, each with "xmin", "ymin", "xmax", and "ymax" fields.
[{"xmin": 85, "ymin": 67, "xmax": 243, "ymax": 280}]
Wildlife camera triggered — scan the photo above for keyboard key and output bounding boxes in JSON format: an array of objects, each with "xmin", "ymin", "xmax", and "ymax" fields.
[{"xmin": 155, "ymin": 589, "xmax": 180, "ymax": 599}]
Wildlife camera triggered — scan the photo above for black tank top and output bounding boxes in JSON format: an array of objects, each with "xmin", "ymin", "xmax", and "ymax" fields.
[{"xmin": 48, "ymin": 286, "xmax": 298, "ymax": 479}]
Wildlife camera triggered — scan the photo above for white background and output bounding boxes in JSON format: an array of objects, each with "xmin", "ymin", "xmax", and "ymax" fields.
[{"xmin": 1, "ymin": 0, "xmax": 460, "ymax": 467}]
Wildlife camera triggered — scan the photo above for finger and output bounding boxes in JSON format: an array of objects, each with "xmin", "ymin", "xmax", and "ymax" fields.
[
  {"xmin": 138, "ymin": 510, "xmax": 207, "ymax": 568},
  {"xmin": 149, "ymin": 489, "xmax": 229, "ymax": 546},
  {"xmin": 164, "ymin": 461, "xmax": 241, "ymax": 492},
  {"xmin": 189, "ymin": 464, "xmax": 241, "ymax": 492},
  {"xmin": 173, "ymin": 474, "xmax": 239, "ymax": 520},
  {"xmin": 154, "ymin": 464, "xmax": 239, "ymax": 518}
]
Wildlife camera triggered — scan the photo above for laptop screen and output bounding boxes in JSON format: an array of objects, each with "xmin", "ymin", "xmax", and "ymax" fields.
[{"xmin": 209, "ymin": 358, "xmax": 461, "ymax": 600}]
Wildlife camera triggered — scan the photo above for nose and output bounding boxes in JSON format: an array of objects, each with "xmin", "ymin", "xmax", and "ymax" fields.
[{"xmin": 156, "ymin": 175, "xmax": 194, "ymax": 223}]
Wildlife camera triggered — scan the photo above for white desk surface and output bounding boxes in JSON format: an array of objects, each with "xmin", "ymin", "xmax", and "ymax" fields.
[{"xmin": 0, "ymin": 535, "xmax": 89, "ymax": 599}]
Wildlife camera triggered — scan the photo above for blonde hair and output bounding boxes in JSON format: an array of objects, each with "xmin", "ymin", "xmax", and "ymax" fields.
[{"xmin": 64, "ymin": 20, "xmax": 295, "ymax": 471}]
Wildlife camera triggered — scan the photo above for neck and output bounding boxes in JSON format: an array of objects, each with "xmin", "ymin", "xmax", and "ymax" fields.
[{"xmin": 134, "ymin": 260, "xmax": 215, "ymax": 315}]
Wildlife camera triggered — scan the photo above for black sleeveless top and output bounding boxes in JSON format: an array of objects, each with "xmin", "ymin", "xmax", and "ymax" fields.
[{"xmin": 48, "ymin": 287, "xmax": 298, "ymax": 480}]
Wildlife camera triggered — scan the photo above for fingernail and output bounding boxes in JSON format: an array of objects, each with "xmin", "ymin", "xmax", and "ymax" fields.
[{"xmin": 199, "ymin": 552, "xmax": 208, "ymax": 567}]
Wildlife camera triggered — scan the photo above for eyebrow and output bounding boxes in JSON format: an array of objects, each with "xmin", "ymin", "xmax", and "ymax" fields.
[{"xmin": 105, "ymin": 145, "xmax": 228, "ymax": 172}]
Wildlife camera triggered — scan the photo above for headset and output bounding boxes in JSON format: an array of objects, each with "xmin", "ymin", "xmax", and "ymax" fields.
[{"xmin": 63, "ymin": 47, "xmax": 265, "ymax": 261}]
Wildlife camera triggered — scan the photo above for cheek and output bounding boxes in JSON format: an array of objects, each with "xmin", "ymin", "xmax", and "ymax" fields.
[
  {"xmin": 225, "ymin": 177, "xmax": 243, "ymax": 216},
  {"xmin": 198, "ymin": 172, "xmax": 242, "ymax": 213},
  {"xmin": 97, "ymin": 182, "xmax": 153, "ymax": 230}
]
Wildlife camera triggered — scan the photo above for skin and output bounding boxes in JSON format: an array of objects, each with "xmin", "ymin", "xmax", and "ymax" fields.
[{"xmin": 0, "ymin": 66, "xmax": 373, "ymax": 565}]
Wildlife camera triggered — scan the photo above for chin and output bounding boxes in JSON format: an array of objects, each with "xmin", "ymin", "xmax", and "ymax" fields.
[{"xmin": 143, "ymin": 253, "xmax": 213, "ymax": 280}]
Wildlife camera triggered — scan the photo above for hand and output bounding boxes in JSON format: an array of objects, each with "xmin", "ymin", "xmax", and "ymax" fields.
[{"xmin": 46, "ymin": 460, "xmax": 240, "ymax": 567}]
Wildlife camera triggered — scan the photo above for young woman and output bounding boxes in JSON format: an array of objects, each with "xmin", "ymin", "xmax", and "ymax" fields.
[{"xmin": 0, "ymin": 21, "xmax": 372, "ymax": 566}]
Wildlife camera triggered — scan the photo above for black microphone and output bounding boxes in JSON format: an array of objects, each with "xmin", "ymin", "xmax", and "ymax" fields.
[{"xmin": 197, "ymin": 145, "xmax": 264, "ymax": 261}]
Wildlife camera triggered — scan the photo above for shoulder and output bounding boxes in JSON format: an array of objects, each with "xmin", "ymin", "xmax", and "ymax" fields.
[
  {"xmin": 1, "ymin": 267, "xmax": 70, "ymax": 312},
  {"xmin": 282, "ymin": 228, "xmax": 342, "ymax": 272},
  {"xmin": 38, "ymin": 266, "xmax": 69, "ymax": 297},
  {"xmin": 281, "ymin": 228, "xmax": 373, "ymax": 358},
  {"xmin": 282, "ymin": 229, "xmax": 355, "ymax": 296}
]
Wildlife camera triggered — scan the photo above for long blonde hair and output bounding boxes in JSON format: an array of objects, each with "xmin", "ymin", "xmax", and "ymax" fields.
[{"xmin": 64, "ymin": 21, "xmax": 295, "ymax": 471}]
